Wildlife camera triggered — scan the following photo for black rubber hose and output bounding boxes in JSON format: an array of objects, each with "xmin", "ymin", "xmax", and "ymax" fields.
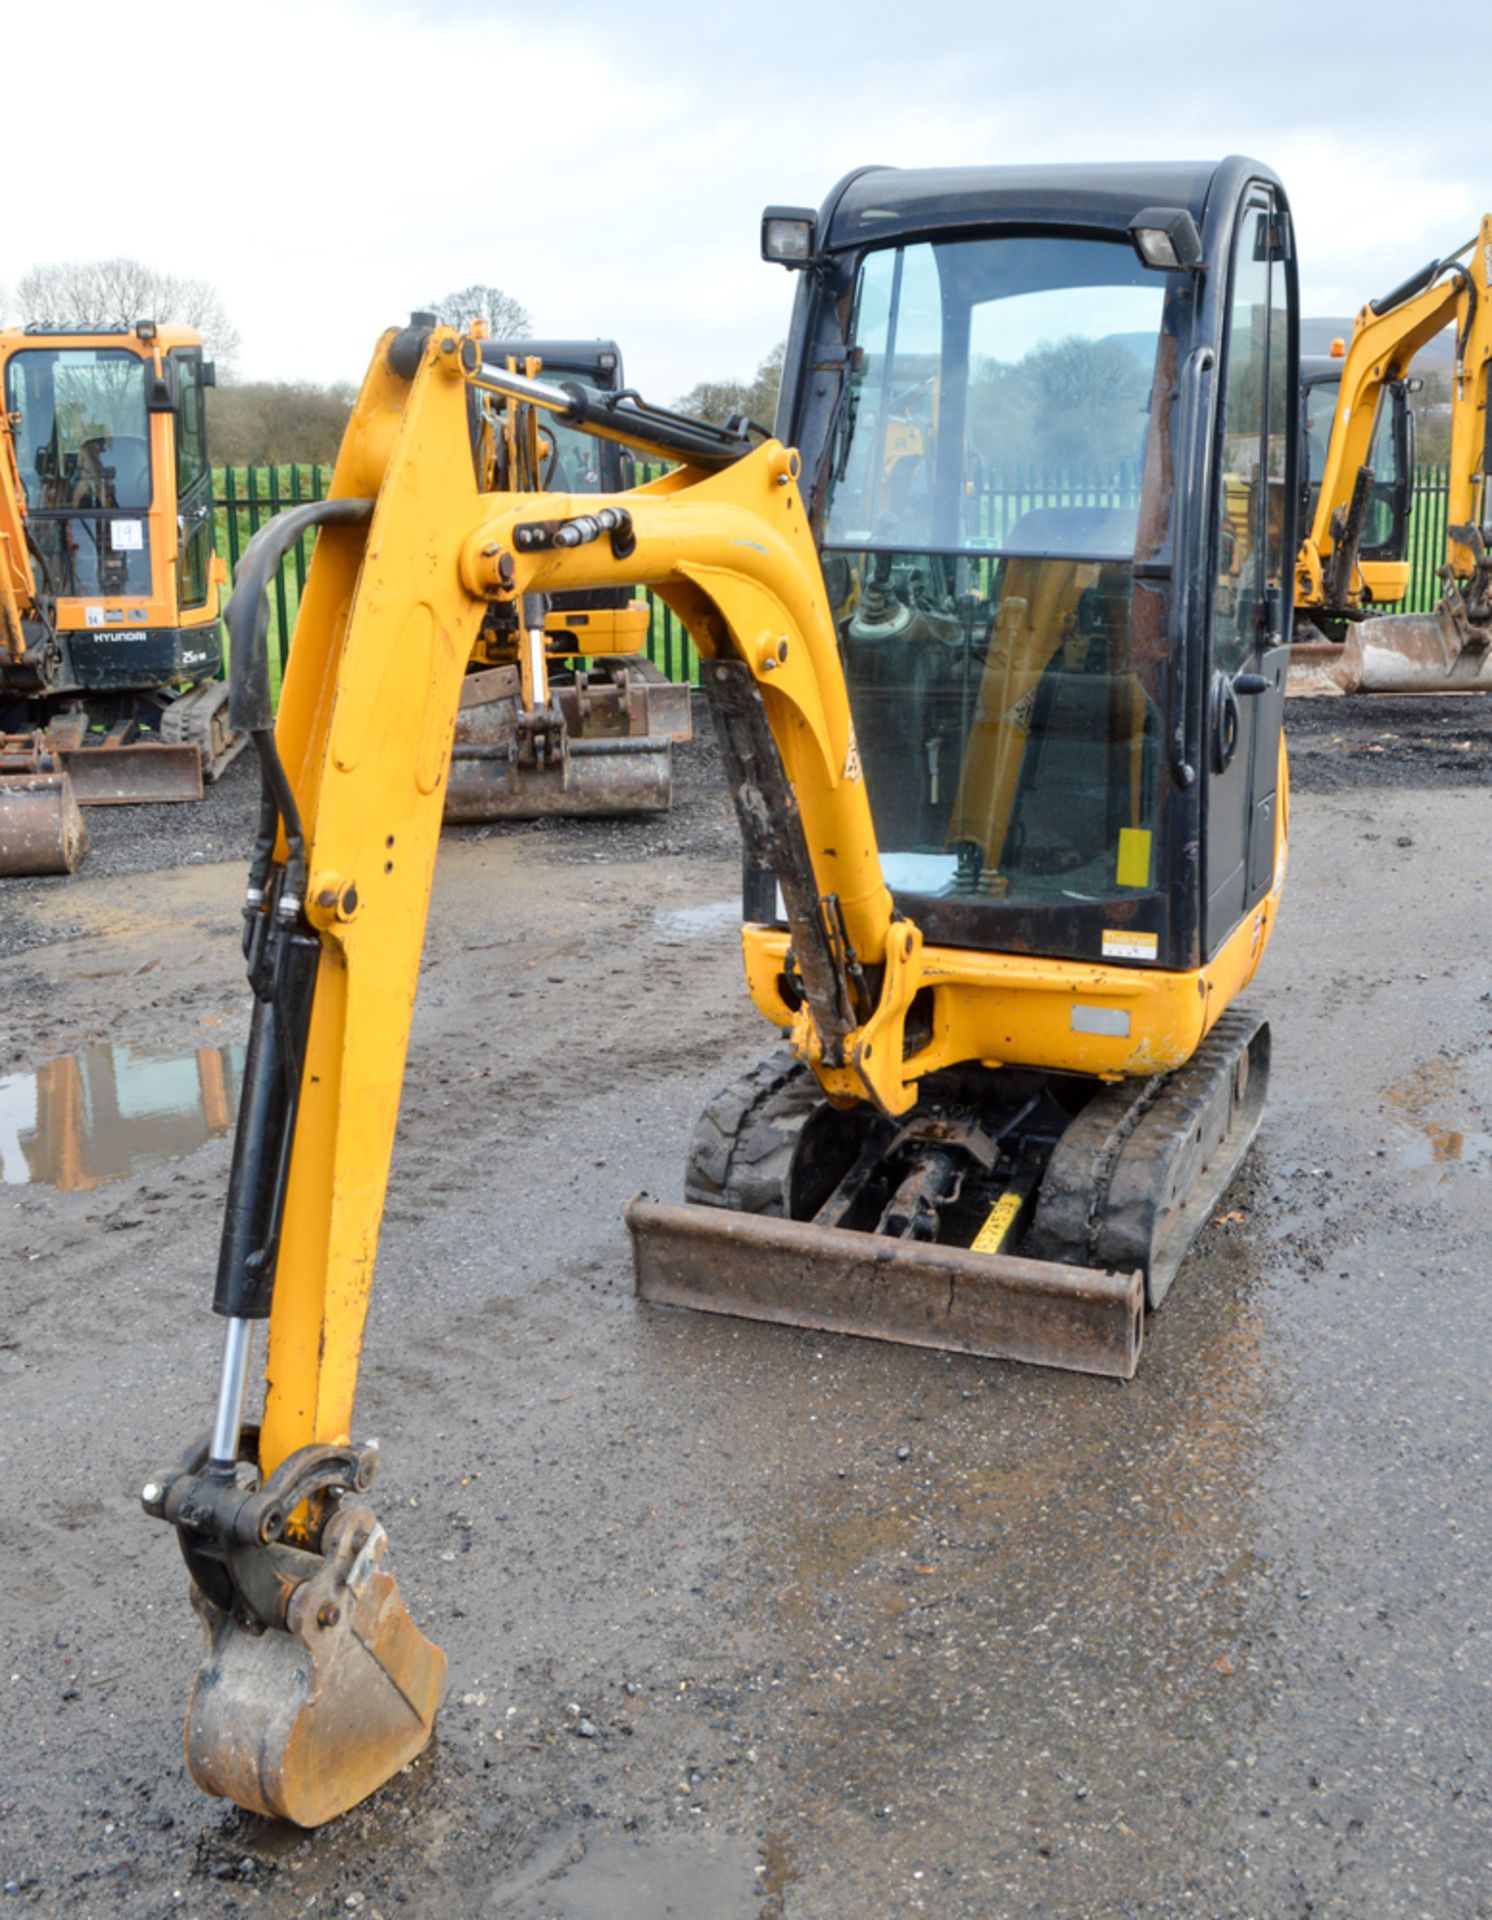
[
  {"xmin": 225, "ymin": 497, "xmax": 374, "ymax": 903},
  {"xmin": 225, "ymin": 497, "xmax": 373, "ymax": 734}
]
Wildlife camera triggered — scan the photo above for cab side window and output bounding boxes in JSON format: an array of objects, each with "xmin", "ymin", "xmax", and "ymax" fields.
[{"xmin": 1212, "ymin": 199, "xmax": 1288, "ymax": 673}]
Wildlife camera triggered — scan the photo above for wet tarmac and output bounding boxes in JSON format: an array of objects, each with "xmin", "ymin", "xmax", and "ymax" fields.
[{"xmin": 0, "ymin": 708, "xmax": 1489, "ymax": 1917}]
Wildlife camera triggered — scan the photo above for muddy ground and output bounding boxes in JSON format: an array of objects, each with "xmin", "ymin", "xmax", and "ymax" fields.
[{"xmin": 0, "ymin": 696, "xmax": 1489, "ymax": 1918}]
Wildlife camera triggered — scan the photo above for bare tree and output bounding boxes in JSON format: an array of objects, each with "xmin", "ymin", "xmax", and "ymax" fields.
[
  {"xmin": 16, "ymin": 258, "xmax": 241, "ymax": 372},
  {"xmin": 427, "ymin": 284, "xmax": 532, "ymax": 338}
]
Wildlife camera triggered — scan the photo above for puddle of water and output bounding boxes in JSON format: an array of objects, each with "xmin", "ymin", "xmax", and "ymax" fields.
[
  {"xmin": 484, "ymin": 1825, "xmax": 780, "ymax": 1919},
  {"xmin": 0, "ymin": 1042, "xmax": 244, "ymax": 1191},
  {"xmin": 1398, "ymin": 1124, "xmax": 1492, "ymax": 1176},
  {"xmin": 653, "ymin": 899, "xmax": 741, "ymax": 945}
]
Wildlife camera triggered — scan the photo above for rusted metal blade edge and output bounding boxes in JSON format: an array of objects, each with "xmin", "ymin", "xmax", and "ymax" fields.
[
  {"xmin": 626, "ymin": 1197, "xmax": 1143, "ymax": 1380},
  {"xmin": 57, "ymin": 743, "xmax": 204, "ymax": 805}
]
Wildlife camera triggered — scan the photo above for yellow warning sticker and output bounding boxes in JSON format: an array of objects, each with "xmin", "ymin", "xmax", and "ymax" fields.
[
  {"xmin": 1115, "ymin": 826, "xmax": 1152, "ymax": 888},
  {"xmin": 1102, "ymin": 928, "xmax": 1159, "ymax": 961},
  {"xmin": 972, "ymin": 1190, "xmax": 1023, "ymax": 1254}
]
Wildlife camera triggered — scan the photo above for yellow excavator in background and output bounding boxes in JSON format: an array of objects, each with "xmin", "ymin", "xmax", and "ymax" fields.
[
  {"xmin": 0, "ymin": 324, "xmax": 239, "ymax": 873},
  {"xmin": 445, "ymin": 335, "xmax": 693, "ymax": 819},
  {"xmin": 1290, "ymin": 214, "xmax": 1492, "ymax": 694},
  {"xmin": 1300, "ymin": 338, "xmax": 1414, "ymax": 614},
  {"xmin": 143, "ymin": 156, "xmax": 1297, "ymax": 1827}
]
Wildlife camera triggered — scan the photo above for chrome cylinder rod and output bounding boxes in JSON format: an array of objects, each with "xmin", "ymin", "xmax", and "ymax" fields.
[{"xmin": 208, "ymin": 1317, "xmax": 255, "ymax": 1469}]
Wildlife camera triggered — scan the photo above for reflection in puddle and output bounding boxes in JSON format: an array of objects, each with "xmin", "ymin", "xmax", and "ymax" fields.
[
  {"xmin": 0, "ymin": 1042, "xmax": 244, "ymax": 1191},
  {"xmin": 1399, "ymin": 1124, "xmax": 1492, "ymax": 1176},
  {"xmin": 654, "ymin": 899, "xmax": 741, "ymax": 944}
]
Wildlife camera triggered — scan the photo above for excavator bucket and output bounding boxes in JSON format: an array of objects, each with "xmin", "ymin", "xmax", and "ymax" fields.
[
  {"xmin": 445, "ymin": 734, "xmax": 673, "ymax": 819},
  {"xmin": 628, "ymin": 1199, "xmax": 1145, "ymax": 1378},
  {"xmin": 183, "ymin": 1506, "xmax": 447, "ymax": 1828},
  {"xmin": 0, "ymin": 732, "xmax": 90, "ymax": 875},
  {"xmin": 1289, "ymin": 613, "xmax": 1492, "ymax": 696},
  {"xmin": 444, "ymin": 669, "xmax": 672, "ymax": 821}
]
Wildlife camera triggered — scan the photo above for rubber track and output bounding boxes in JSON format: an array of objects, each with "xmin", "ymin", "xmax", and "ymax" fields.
[
  {"xmin": 684, "ymin": 1048, "xmax": 823, "ymax": 1217},
  {"xmin": 1026, "ymin": 1005, "xmax": 1269, "ymax": 1308}
]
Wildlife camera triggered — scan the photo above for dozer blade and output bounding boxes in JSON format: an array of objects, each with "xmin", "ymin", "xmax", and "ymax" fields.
[
  {"xmin": 0, "ymin": 771, "xmax": 89, "ymax": 875},
  {"xmin": 184, "ymin": 1505, "xmax": 446, "ymax": 1828},
  {"xmin": 627, "ymin": 1198, "xmax": 1144, "ymax": 1379},
  {"xmin": 444, "ymin": 734, "xmax": 673, "ymax": 821},
  {"xmin": 57, "ymin": 742, "xmax": 204, "ymax": 805}
]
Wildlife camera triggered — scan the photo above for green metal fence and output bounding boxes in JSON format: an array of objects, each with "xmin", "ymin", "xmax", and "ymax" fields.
[
  {"xmin": 215, "ymin": 458, "xmax": 1460, "ymax": 687},
  {"xmin": 1403, "ymin": 463, "xmax": 1451, "ymax": 614}
]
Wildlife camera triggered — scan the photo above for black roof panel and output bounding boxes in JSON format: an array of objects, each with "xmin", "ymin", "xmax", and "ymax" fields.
[{"xmin": 825, "ymin": 160, "xmax": 1224, "ymax": 249}]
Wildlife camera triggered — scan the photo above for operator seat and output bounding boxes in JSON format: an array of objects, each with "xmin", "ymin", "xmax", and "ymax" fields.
[{"xmin": 947, "ymin": 507, "xmax": 1155, "ymax": 891}]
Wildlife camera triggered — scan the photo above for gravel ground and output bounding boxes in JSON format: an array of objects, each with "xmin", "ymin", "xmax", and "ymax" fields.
[{"xmin": 0, "ymin": 694, "xmax": 1489, "ymax": 1917}]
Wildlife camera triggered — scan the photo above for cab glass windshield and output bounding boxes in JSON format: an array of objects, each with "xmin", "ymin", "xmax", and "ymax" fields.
[
  {"xmin": 821, "ymin": 235, "xmax": 1171, "ymax": 920},
  {"xmin": 4, "ymin": 347, "xmax": 154, "ymax": 595}
]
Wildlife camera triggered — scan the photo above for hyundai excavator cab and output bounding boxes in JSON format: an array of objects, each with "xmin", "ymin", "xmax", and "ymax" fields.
[
  {"xmin": 0, "ymin": 324, "xmax": 239, "ymax": 873},
  {"xmin": 445, "ymin": 336, "xmax": 692, "ymax": 821},
  {"xmin": 144, "ymin": 156, "xmax": 1296, "ymax": 1827}
]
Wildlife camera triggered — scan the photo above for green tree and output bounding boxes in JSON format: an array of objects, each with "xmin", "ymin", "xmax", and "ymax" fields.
[{"xmin": 210, "ymin": 381, "xmax": 356, "ymax": 464}]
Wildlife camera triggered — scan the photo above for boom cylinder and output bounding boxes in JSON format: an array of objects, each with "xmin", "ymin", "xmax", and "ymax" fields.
[{"xmin": 212, "ymin": 923, "xmax": 321, "ymax": 1321}]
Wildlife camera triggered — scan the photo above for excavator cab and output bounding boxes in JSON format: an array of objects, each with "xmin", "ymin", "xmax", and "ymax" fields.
[
  {"xmin": 753, "ymin": 162, "xmax": 1295, "ymax": 973},
  {"xmin": 1300, "ymin": 355, "xmax": 1413, "ymax": 611},
  {"xmin": 0, "ymin": 325, "xmax": 238, "ymax": 870}
]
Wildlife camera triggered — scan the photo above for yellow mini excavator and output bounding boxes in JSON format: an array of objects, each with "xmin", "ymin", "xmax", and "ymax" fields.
[
  {"xmin": 143, "ymin": 156, "xmax": 1295, "ymax": 1826},
  {"xmin": 1290, "ymin": 214, "xmax": 1492, "ymax": 694},
  {"xmin": 444, "ymin": 334, "xmax": 693, "ymax": 820},
  {"xmin": 0, "ymin": 323, "xmax": 238, "ymax": 873}
]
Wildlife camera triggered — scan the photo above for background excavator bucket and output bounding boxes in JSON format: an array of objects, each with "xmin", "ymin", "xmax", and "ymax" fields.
[
  {"xmin": 444, "ymin": 674, "xmax": 673, "ymax": 821},
  {"xmin": 0, "ymin": 770, "xmax": 89, "ymax": 875},
  {"xmin": 183, "ymin": 1506, "xmax": 447, "ymax": 1828},
  {"xmin": 444, "ymin": 733, "xmax": 673, "ymax": 819},
  {"xmin": 1290, "ymin": 614, "xmax": 1492, "ymax": 696}
]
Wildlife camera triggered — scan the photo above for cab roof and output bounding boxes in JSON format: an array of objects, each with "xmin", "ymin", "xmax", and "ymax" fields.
[
  {"xmin": 0, "ymin": 323, "xmax": 205, "ymax": 352},
  {"xmin": 825, "ymin": 160, "xmax": 1227, "ymax": 250}
]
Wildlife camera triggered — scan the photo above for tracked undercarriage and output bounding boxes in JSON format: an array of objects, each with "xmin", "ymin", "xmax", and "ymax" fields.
[{"xmin": 629, "ymin": 1008, "xmax": 1269, "ymax": 1379}]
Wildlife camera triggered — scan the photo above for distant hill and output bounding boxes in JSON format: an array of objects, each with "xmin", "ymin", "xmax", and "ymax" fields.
[{"xmin": 1303, "ymin": 315, "xmax": 1454, "ymax": 371}]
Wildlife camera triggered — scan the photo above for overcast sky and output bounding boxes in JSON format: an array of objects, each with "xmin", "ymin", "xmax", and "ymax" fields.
[{"xmin": 6, "ymin": 0, "xmax": 1480, "ymax": 400}]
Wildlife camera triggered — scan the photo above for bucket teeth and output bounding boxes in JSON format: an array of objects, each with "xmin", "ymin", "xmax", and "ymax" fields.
[{"xmin": 184, "ymin": 1505, "xmax": 446, "ymax": 1828}]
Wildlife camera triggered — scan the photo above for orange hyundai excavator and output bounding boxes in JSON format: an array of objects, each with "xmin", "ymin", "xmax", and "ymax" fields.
[
  {"xmin": 0, "ymin": 324, "xmax": 238, "ymax": 872},
  {"xmin": 144, "ymin": 157, "xmax": 1296, "ymax": 1826}
]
